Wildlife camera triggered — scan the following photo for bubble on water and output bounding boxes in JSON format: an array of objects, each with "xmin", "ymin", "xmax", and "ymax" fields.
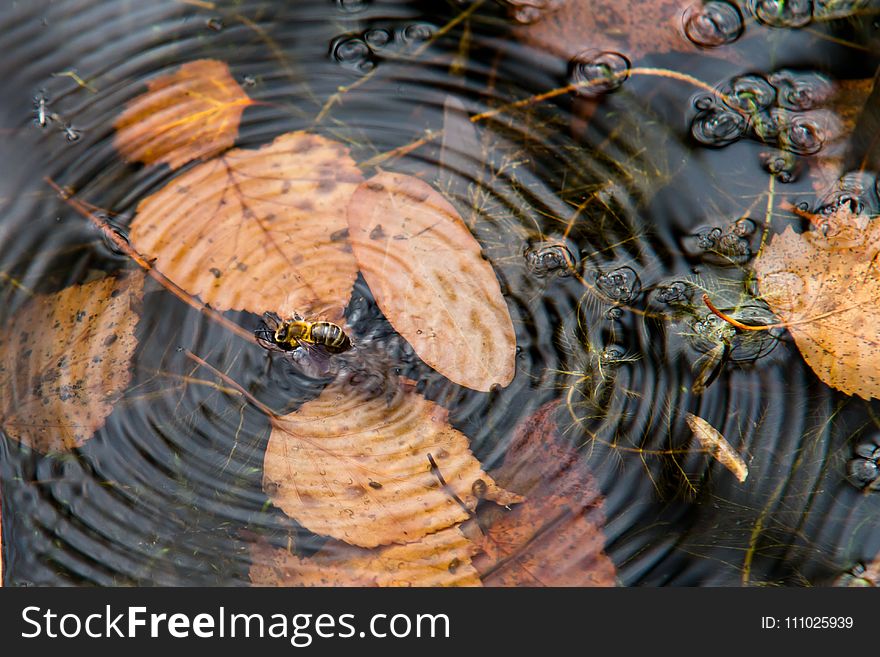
[
  {"xmin": 336, "ymin": 0, "xmax": 371, "ymax": 12},
  {"xmin": 513, "ymin": 5, "xmax": 543, "ymax": 23},
  {"xmin": 656, "ymin": 281, "xmax": 692, "ymax": 305},
  {"xmin": 682, "ymin": 1, "xmax": 745, "ymax": 47},
  {"xmin": 600, "ymin": 346, "xmax": 626, "ymax": 366},
  {"xmin": 331, "ymin": 35, "xmax": 376, "ymax": 73},
  {"xmin": 569, "ymin": 50, "xmax": 631, "ymax": 96},
  {"xmin": 365, "ymin": 28, "xmax": 393, "ymax": 50},
  {"xmin": 595, "ymin": 266, "xmax": 641, "ymax": 303},
  {"xmin": 779, "ymin": 112, "xmax": 825, "ymax": 155},
  {"xmin": 748, "ymin": 0, "xmax": 812, "ymax": 27},
  {"xmin": 768, "ymin": 70, "xmax": 834, "ymax": 111},
  {"xmin": 847, "ymin": 435, "xmax": 880, "ymax": 490},
  {"xmin": 721, "ymin": 74, "xmax": 777, "ymax": 113},
  {"xmin": 524, "ymin": 238, "xmax": 579, "ymax": 278},
  {"xmin": 691, "ymin": 107, "xmax": 747, "ymax": 146},
  {"xmin": 732, "ymin": 218, "xmax": 757, "ymax": 236},
  {"xmin": 401, "ymin": 22, "xmax": 435, "ymax": 44}
]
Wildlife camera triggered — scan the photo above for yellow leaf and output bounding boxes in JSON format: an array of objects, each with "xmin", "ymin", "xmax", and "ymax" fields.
[
  {"xmin": 685, "ymin": 413, "xmax": 748, "ymax": 483},
  {"xmin": 114, "ymin": 59, "xmax": 255, "ymax": 170}
]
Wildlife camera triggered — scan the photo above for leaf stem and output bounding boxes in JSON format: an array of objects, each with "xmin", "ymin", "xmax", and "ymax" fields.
[
  {"xmin": 702, "ymin": 293, "xmax": 780, "ymax": 331},
  {"xmin": 182, "ymin": 348, "xmax": 279, "ymax": 420}
]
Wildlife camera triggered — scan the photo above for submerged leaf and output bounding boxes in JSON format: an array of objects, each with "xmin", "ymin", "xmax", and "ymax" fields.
[
  {"xmin": 0, "ymin": 272, "xmax": 143, "ymax": 452},
  {"xmin": 129, "ymin": 131, "xmax": 362, "ymax": 320},
  {"xmin": 509, "ymin": 0, "xmax": 717, "ymax": 62},
  {"xmin": 473, "ymin": 401, "xmax": 617, "ymax": 586},
  {"xmin": 754, "ymin": 203, "xmax": 880, "ymax": 399},
  {"xmin": 347, "ymin": 172, "xmax": 516, "ymax": 391},
  {"xmin": 262, "ymin": 381, "xmax": 521, "ymax": 548},
  {"xmin": 249, "ymin": 527, "xmax": 481, "ymax": 587},
  {"xmin": 685, "ymin": 412, "xmax": 748, "ymax": 482},
  {"xmin": 114, "ymin": 59, "xmax": 255, "ymax": 170}
]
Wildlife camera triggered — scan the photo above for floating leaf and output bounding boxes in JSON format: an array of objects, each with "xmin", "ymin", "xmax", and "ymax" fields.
[
  {"xmin": 473, "ymin": 401, "xmax": 617, "ymax": 586},
  {"xmin": 508, "ymin": 0, "xmax": 726, "ymax": 62},
  {"xmin": 685, "ymin": 412, "xmax": 748, "ymax": 482},
  {"xmin": 129, "ymin": 131, "xmax": 361, "ymax": 320},
  {"xmin": 754, "ymin": 202, "xmax": 880, "ymax": 399},
  {"xmin": 263, "ymin": 381, "xmax": 521, "ymax": 548},
  {"xmin": 249, "ymin": 527, "xmax": 480, "ymax": 587},
  {"xmin": 0, "ymin": 272, "xmax": 143, "ymax": 452},
  {"xmin": 114, "ymin": 59, "xmax": 255, "ymax": 170},
  {"xmin": 347, "ymin": 172, "xmax": 516, "ymax": 391}
]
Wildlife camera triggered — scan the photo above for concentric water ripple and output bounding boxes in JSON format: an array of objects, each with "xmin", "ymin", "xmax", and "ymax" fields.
[{"xmin": 0, "ymin": 0, "xmax": 879, "ymax": 586}]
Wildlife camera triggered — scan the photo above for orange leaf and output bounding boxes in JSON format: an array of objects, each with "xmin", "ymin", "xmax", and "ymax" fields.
[
  {"xmin": 0, "ymin": 272, "xmax": 144, "ymax": 452},
  {"xmin": 129, "ymin": 131, "xmax": 362, "ymax": 319},
  {"xmin": 347, "ymin": 172, "xmax": 516, "ymax": 391},
  {"xmin": 249, "ymin": 527, "xmax": 481, "ymax": 587},
  {"xmin": 473, "ymin": 401, "xmax": 617, "ymax": 586},
  {"xmin": 262, "ymin": 381, "xmax": 522, "ymax": 548},
  {"xmin": 509, "ymin": 0, "xmax": 706, "ymax": 62},
  {"xmin": 754, "ymin": 202, "xmax": 880, "ymax": 399},
  {"xmin": 114, "ymin": 59, "xmax": 254, "ymax": 170}
]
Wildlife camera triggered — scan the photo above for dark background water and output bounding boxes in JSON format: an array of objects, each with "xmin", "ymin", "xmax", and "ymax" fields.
[{"xmin": 1, "ymin": 0, "xmax": 879, "ymax": 586}]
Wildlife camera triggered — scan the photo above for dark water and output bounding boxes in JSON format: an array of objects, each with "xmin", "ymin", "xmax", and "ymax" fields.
[{"xmin": 1, "ymin": 0, "xmax": 879, "ymax": 586}]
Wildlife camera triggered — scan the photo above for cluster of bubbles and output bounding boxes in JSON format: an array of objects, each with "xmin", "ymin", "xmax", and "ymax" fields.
[
  {"xmin": 847, "ymin": 434, "xmax": 880, "ymax": 491},
  {"xmin": 682, "ymin": 1, "xmax": 744, "ymax": 48},
  {"xmin": 523, "ymin": 237, "xmax": 580, "ymax": 278},
  {"xmin": 335, "ymin": 0, "xmax": 371, "ymax": 13},
  {"xmin": 568, "ymin": 50, "xmax": 631, "ymax": 96},
  {"xmin": 331, "ymin": 23, "xmax": 435, "ymax": 74},
  {"xmin": 748, "ymin": 0, "xmax": 869, "ymax": 27},
  {"xmin": 684, "ymin": 217, "xmax": 757, "ymax": 265},
  {"xmin": 691, "ymin": 70, "xmax": 837, "ymax": 175},
  {"xmin": 595, "ymin": 266, "xmax": 642, "ymax": 304}
]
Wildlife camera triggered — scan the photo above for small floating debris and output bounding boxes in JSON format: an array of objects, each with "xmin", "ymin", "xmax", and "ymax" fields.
[{"xmin": 685, "ymin": 412, "xmax": 748, "ymax": 482}]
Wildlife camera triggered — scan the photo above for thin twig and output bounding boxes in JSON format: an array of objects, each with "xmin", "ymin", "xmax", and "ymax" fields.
[{"xmin": 44, "ymin": 177, "xmax": 255, "ymax": 344}]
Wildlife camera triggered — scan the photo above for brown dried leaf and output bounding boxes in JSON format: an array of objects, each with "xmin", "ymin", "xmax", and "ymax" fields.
[
  {"xmin": 808, "ymin": 79, "xmax": 875, "ymax": 192},
  {"xmin": 347, "ymin": 172, "xmax": 516, "ymax": 391},
  {"xmin": 263, "ymin": 381, "xmax": 522, "ymax": 548},
  {"xmin": 114, "ymin": 59, "xmax": 255, "ymax": 170},
  {"xmin": 129, "ymin": 131, "xmax": 362, "ymax": 319},
  {"xmin": 249, "ymin": 527, "xmax": 481, "ymax": 587},
  {"xmin": 754, "ymin": 204, "xmax": 880, "ymax": 399},
  {"xmin": 0, "ymin": 272, "xmax": 143, "ymax": 452},
  {"xmin": 509, "ymin": 0, "xmax": 704, "ymax": 63},
  {"xmin": 473, "ymin": 401, "xmax": 617, "ymax": 586},
  {"xmin": 685, "ymin": 413, "xmax": 748, "ymax": 482}
]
